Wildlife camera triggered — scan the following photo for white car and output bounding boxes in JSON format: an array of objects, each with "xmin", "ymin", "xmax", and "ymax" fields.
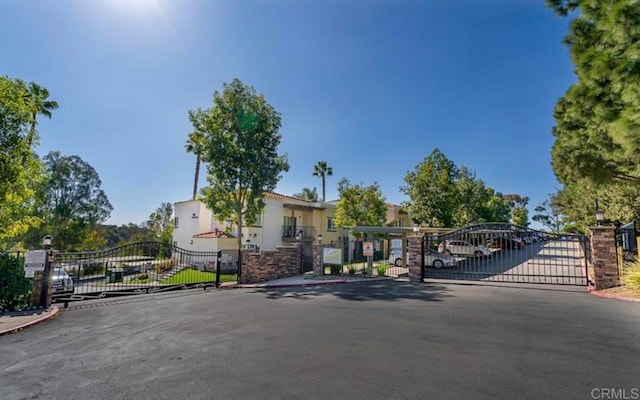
[
  {"xmin": 438, "ymin": 240, "xmax": 491, "ymax": 257},
  {"xmin": 52, "ymin": 268, "xmax": 74, "ymax": 294},
  {"xmin": 389, "ymin": 249, "xmax": 457, "ymax": 268}
]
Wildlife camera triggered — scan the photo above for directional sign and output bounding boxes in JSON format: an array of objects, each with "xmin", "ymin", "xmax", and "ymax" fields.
[{"xmin": 363, "ymin": 242, "xmax": 374, "ymax": 257}]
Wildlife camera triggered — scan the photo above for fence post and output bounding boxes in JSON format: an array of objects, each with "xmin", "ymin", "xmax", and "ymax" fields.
[
  {"xmin": 39, "ymin": 244, "xmax": 53, "ymax": 308},
  {"xmin": 215, "ymin": 251, "xmax": 222, "ymax": 288}
]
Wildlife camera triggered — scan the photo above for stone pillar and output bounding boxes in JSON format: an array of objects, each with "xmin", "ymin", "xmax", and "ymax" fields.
[
  {"xmin": 313, "ymin": 244, "xmax": 323, "ymax": 276},
  {"xmin": 407, "ymin": 235, "xmax": 423, "ymax": 282},
  {"xmin": 590, "ymin": 226, "xmax": 619, "ymax": 290}
]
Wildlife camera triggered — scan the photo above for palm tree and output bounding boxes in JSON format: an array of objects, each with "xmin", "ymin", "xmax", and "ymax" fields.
[
  {"xmin": 313, "ymin": 161, "xmax": 333, "ymax": 202},
  {"xmin": 185, "ymin": 130, "xmax": 206, "ymax": 200},
  {"xmin": 293, "ymin": 187, "xmax": 318, "ymax": 202},
  {"xmin": 23, "ymin": 82, "xmax": 58, "ymax": 165}
]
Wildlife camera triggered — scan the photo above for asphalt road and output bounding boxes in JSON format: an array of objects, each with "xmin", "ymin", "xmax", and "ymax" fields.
[{"xmin": 2, "ymin": 281, "xmax": 639, "ymax": 400}]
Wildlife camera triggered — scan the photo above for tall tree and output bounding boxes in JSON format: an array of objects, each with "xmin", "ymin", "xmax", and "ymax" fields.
[
  {"xmin": 196, "ymin": 79, "xmax": 289, "ymax": 274},
  {"xmin": 0, "ymin": 77, "xmax": 43, "ymax": 243},
  {"xmin": 334, "ymin": 179, "xmax": 386, "ymax": 234},
  {"xmin": 402, "ymin": 149, "xmax": 511, "ymax": 228},
  {"xmin": 185, "ymin": 110, "xmax": 207, "ymax": 200},
  {"xmin": 28, "ymin": 151, "xmax": 113, "ymax": 250},
  {"xmin": 401, "ymin": 149, "xmax": 459, "ymax": 228},
  {"xmin": 547, "ymin": 0, "xmax": 640, "ymax": 185},
  {"xmin": 146, "ymin": 202, "xmax": 174, "ymax": 244},
  {"xmin": 23, "ymin": 82, "xmax": 58, "ymax": 165},
  {"xmin": 312, "ymin": 161, "xmax": 333, "ymax": 202},
  {"xmin": 533, "ymin": 198, "xmax": 566, "ymax": 234},
  {"xmin": 292, "ymin": 187, "xmax": 318, "ymax": 202},
  {"xmin": 553, "ymin": 180, "xmax": 640, "ymax": 231}
]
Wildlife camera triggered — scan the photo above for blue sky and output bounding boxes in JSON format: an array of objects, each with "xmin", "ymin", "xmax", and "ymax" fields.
[{"xmin": 1, "ymin": 0, "xmax": 574, "ymax": 226}]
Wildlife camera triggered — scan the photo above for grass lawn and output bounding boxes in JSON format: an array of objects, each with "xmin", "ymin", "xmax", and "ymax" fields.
[{"xmin": 162, "ymin": 269, "xmax": 237, "ymax": 285}]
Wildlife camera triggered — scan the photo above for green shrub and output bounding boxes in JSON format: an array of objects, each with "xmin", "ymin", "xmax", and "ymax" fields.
[
  {"xmin": 81, "ymin": 263, "xmax": 105, "ymax": 276},
  {"xmin": 376, "ymin": 264, "xmax": 388, "ymax": 277},
  {"xmin": 0, "ymin": 252, "xmax": 33, "ymax": 311},
  {"xmin": 329, "ymin": 264, "xmax": 342, "ymax": 275},
  {"xmin": 623, "ymin": 259, "xmax": 640, "ymax": 289},
  {"xmin": 347, "ymin": 265, "xmax": 357, "ymax": 275}
]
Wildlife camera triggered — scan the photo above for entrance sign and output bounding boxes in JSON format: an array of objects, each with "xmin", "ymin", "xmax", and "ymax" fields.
[
  {"xmin": 25, "ymin": 250, "xmax": 47, "ymax": 277},
  {"xmin": 323, "ymin": 248, "xmax": 342, "ymax": 265}
]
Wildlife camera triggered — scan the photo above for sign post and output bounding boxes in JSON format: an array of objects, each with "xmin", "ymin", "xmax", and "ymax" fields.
[{"xmin": 364, "ymin": 238, "xmax": 374, "ymax": 276}]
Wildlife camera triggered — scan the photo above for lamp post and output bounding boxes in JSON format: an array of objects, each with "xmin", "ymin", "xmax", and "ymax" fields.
[
  {"xmin": 595, "ymin": 198, "xmax": 605, "ymax": 226},
  {"xmin": 40, "ymin": 235, "xmax": 53, "ymax": 308},
  {"xmin": 317, "ymin": 234, "xmax": 323, "ymax": 245}
]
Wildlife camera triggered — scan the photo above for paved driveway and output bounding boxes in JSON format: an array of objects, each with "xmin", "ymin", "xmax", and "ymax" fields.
[{"xmin": 2, "ymin": 281, "xmax": 639, "ymax": 400}]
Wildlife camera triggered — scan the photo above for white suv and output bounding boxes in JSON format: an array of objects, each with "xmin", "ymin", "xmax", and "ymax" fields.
[{"xmin": 438, "ymin": 240, "xmax": 491, "ymax": 257}]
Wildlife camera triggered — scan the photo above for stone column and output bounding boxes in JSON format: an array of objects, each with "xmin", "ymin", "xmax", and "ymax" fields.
[
  {"xmin": 407, "ymin": 235, "xmax": 423, "ymax": 282},
  {"xmin": 590, "ymin": 226, "xmax": 619, "ymax": 290},
  {"xmin": 312, "ymin": 244, "xmax": 323, "ymax": 276}
]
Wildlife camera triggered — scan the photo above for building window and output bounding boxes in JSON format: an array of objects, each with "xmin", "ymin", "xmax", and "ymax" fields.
[
  {"xmin": 174, "ymin": 217, "xmax": 179, "ymax": 228},
  {"xmin": 397, "ymin": 219, "xmax": 404, "ymax": 227},
  {"xmin": 327, "ymin": 217, "xmax": 336, "ymax": 231},
  {"xmin": 249, "ymin": 213, "xmax": 262, "ymax": 227}
]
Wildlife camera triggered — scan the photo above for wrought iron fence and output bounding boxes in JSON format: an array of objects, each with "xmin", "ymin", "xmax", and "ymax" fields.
[
  {"xmin": 422, "ymin": 223, "xmax": 589, "ymax": 286},
  {"xmin": 615, "ymin": 222, "xmax": 638, "ymax": 264},
  {"xmin": 51, "ymin": 241, "xmax": 238, "ymax": 303},
  {"xmin": 0, "ymin": 251, "xmax": 33, "ymax": 311}
]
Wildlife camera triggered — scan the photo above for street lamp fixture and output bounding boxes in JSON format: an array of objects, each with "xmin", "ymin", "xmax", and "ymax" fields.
[
  {"xmin": 413, "ymin": 226, "xmax": 420, "ymax": 233},
  {"xmin": 42, "ymin": 235, "xmax": 52, "ymax": 248},
  {"xmin": 595, "ymin": 209, "xmax": 605, "ymax": 225},
  {"xmin": 317, "ymin": 234, "xmax": 323, "ymax": 244}
]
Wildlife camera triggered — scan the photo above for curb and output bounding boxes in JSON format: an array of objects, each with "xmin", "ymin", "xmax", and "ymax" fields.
[
  {"xmin": 232, "ymin": 280, "xmax": 349, "ymax": 289},
  {"xmin": 588, "ymin": 287, "xmax": 640, "ymax": 303},
  {"xmin": 0, "ymin": 306, "xmax": 60, "ymax": 336}
]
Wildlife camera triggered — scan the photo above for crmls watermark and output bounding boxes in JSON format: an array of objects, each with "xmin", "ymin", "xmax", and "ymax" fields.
[{"xmin": 591, "ymin": 388, "xmax": 640, "ymax": 400}]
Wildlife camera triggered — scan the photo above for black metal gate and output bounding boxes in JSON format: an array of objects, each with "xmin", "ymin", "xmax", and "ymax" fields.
[
  {"xmin": 51, "ymin": 241, "xmax": 238, "ymax": 303},
  {"xmin": 422, "ymin": 223, "xmax": 589, "ymax": 286}
]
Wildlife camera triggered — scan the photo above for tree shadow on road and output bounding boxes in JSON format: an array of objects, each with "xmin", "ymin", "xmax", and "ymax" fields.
[{"xmin": 249, "ymin": 279, "xmax": 452, "ymax": 302}]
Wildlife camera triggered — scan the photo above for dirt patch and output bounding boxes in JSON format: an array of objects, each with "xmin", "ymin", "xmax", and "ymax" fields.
[{"xmin": 598, "ymin": 286, "xmax": 640, "ymax": 300}]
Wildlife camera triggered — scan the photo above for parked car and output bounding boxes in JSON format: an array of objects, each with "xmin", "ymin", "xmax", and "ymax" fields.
[
  {"xmin": 52, "ymin": 268, "xmax": 74, "ymax": 294},
  {"xmin": 489, "ymin": 237, "xmax": 525, "ymax": 250},
  {"xmin": 438, "ymin": 240, "xmax": 491, "ymax": 257},
  {"xmin": 388, "ymin": 249, "xmax": 456, "ymax": 268}
]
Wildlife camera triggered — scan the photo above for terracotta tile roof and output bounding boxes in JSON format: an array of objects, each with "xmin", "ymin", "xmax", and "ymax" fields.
[
  {"xmin": 193, "ymin": 231, "xmax": 236, "ymax": 239},
  {"xmin": 263, "ymin": 192, "xmax": 310, "ymax": 203}
]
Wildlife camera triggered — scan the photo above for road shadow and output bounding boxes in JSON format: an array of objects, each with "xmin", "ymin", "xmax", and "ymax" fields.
[{"xmin": 249, "ymin": 279, "xmax": 452, "ymax": 302}]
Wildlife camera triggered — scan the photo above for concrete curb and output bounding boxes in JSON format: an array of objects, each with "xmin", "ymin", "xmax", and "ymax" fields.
[
  {"xmin": 0, "ymin": 307, "xmax": 60, "ymax": 336},
  {"xmin": 232, "ymin": 280, "xmax": 348, "ymax": 289},
  {"xmin": 588, "ymin": 287, "xmax": 640, "ymax": 302}
]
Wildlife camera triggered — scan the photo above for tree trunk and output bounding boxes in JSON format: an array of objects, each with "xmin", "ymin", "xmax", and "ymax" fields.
[
  {"xmin": 322, "ymin": 175, "xmax": 326, "ymax": 202},
  {"xmin": 236, "ymin": 212, "xmax": 243, "ymax": 284},
  {"xmin": 192, "ymin": 154, "xmax": 200, "ymax": 200},
  {"xmin": 21, "ymin": 121, "xmax": 37, "ymax": 166}
]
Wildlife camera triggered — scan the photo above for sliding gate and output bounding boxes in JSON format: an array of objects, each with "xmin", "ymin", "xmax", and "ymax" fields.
[
  {"xmin": 51, "ymin": 241, "xmax": 238, "ymax": 303},
  {"xmin": 422, "ymin": 223, "xmax": 589, "ymax": 286}
]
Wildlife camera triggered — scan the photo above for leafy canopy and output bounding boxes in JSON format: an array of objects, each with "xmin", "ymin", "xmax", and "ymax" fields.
[
  {"xmin": 26, "ymin": 151, "xmax": 113, "ymax": 250},
  {"xmin": 0, "ymin": 76, "xmax": 44, "ymax": 242},
  {"xmin": 334, "ymin": 178, "xmax": 387, "ymax": 232},
  {"xmin": 195, "ymin": 79, "xmax": 289, "ymax": 248},
  {"xmin": 548, "ymin": 0, "xmax": 640, "ymax": 185},
  {"xmin": 401, "ymin": 149, "xmax": 512, "ymax": 228},
  {"xmin": 146, "ymin": 202, "xmax": 174, "ymax": 244}
]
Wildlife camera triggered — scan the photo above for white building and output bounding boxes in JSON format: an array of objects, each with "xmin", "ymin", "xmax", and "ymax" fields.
[{"xmin": 172, "ymin": 193, "xmax": 340, "ymax": 253}]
